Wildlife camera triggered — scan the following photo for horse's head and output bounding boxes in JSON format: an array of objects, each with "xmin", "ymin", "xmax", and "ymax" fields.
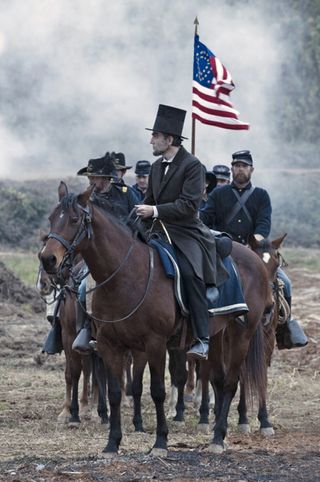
[
  {"xmin": 248, "ymin": 233, "xmax": 287, "ymax": 282},
  {"xmin": 40, "ymin": 181, "xmax": 94, "ymax": 274}
]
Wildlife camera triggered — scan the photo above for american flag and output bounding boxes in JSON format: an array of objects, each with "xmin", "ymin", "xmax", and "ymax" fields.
[{"xmin": 192, "ymin": 34, "xmax": 249, "ymax": 130}]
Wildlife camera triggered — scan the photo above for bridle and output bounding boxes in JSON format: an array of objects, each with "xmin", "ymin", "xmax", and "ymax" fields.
[{"xmin": 46, "ymin": 200, "xmax": 154, "ymax": 323}]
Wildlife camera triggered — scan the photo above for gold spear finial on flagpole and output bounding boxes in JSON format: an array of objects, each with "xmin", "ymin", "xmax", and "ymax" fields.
[{"xmin": 191, "ymin": 17, "xmax": 199, "ymax": 155}]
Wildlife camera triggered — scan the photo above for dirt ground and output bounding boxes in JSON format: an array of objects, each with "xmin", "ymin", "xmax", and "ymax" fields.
[{"xmin": 0, "ymin": 263, "xmax": 319, "ymax": 481}]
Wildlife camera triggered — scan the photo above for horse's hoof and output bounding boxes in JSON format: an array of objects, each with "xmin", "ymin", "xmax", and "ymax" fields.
[
  {"xmin": 238, "ymin": 423, "xmax": 251, "ymax": 434},
  {"xmin": 68, "ymin": 421, "xmax": 80, "ymax": 429},
  {"xmin": 101, "ymin": 451, "xmax": 118, "ymax": 459},
  {"xmin": 207, "ymin": 443, "xmax": 225, "ymax": 454},
  {"xmin": 171, "ymin": 420, "xmax": 185, "ymax": 428},
  {"xmin": 167, "ymin": 410, "xmax": 176, "ymax": 419},
  {"xmin": 197, "ymin": 423, "xmax": 210, "ymax": 434},
  {"xmin": 150, "ymin": 447, "xmax": 167, "ymax": 458},
  {"xmin": 260, "ymin": 427, "xmax": 275, "ymax": 437},
  {"xmin": 184, "ymin": 393, "xmax": 193, "ymax": 403}
]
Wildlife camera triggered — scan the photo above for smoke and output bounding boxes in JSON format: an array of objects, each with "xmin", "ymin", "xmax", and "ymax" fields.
[{"xmin": 0, "ymin": 0, "xmax": 290, "ymax": 179}]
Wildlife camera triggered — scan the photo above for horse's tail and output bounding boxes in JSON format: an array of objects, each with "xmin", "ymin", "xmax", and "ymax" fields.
[{"xmin": 241, "ymin": 321, "xmax": 267, "ymax": 405}]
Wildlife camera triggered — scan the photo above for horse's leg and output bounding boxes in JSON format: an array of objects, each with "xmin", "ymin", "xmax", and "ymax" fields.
[
  {"xmin": 92, "ymin": 352, "xmax": 108, "ymax": 424},
  {"xmin": 130, "ymin": 350, "xmax": 147, "ymax": 432},
  {"xmin": 79, "ymin": 355, "xmax": 92, "ymax": 420},
  {"xmin": 197, "ymin": 360, "xmax": 210, "ymax": 433},
  {"xmin": 57, "ymin": 353, "xmax": 72, "ymax": 423},
  {"xmin": 147, "ymin": 340, "xmax": 168, "ymax": 456},
  {"xmin": 125, "ymin": 351, "xmax": 133, "ymax": 397},
  {"xmin": 237, "ymin": 379, "xmax": 250, "ymax": 433},
  {"xmin": 185, "ymin": 359, "xmax": 196, "ymax": 402},
  {"xmin": 100, "ymin": 348, "xmax": 124, "ymax": 455},
  {"xmin": 167, "ymin": 348, "xmax": 178, "ymax": 419},
  {"xmin": 66, "ymin": 351, "xmax": 84, "ymax": 426},
  {"xmin": 168, "ymin": 348, "xmax": 187, "ymax": 423}
]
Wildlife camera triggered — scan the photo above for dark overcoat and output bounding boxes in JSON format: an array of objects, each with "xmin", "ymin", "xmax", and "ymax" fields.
[{"xmin": 144, "ymin": 146, "xmax": 228, "ymax": 286}]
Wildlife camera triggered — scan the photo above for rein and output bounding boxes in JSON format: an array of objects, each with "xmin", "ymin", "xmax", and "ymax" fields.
[{"xmin": 79, "ymin": 248, "xmax": 154, "ymax": 323}]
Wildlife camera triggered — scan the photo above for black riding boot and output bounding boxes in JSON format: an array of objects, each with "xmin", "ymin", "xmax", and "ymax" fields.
[
  {"xmin": 72, "ymin": 300, "xmax": 93, "ymax": 354},
  {"xmin": 42, "ymin": 317, "xmax": 63, "ymax": 355},
  {"xmin": 276, "ymin": 296, "xmax": 308, "ymax": 350}
]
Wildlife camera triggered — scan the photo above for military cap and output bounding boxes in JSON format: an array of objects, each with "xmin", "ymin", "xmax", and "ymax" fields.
[
  {"xmin": 231, "ymin": 150, "xmax": 253, "ymax": 166},
  {"xmin": 77, "ymin": 152, "xmax": 117, "ymax": 177},
  {"xmin": 212, "ymin": 164, "xmax": 231, "ymax": 180},
  {"xmin": 111, "ymin": 152, "xmax": 132, "ymax": 170},
  {"xmin": 135, "ymin": 160, "xmax": 151, "ymax": 176}
]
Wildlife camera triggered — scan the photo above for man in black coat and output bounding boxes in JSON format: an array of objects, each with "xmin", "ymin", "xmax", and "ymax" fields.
[
  {"xmin": 136, "ymin": 104, "xmax": 227, "ymax": 360},
  {"xmin": 200, "ymin": 150, "xmax": 307, "ymax": 350}
]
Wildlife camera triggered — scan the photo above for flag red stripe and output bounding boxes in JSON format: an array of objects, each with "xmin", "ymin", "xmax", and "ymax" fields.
[
  {"xmin": 192, "ymin": 86, "xmax": 233, "ymax": 108},
  {"xmin": 192, "ymin": 112, "xmax": 249, "ymax": 130},
  {"xmin": 192, "ymin": 100, "xmax": 238, "ymax": 119}
]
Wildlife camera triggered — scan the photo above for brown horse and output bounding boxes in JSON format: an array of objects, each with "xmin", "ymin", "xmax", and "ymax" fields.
[
  {"xmin": 236, "ymin": 234, "xmax": 287, "ymax": 436},
  {"xmin": 37, "ymin": 255, "xmax": 109, "ymax": 425},
  {"xmin": 40, "ymin": 182, "xmax": 272, "ymax": 455}
]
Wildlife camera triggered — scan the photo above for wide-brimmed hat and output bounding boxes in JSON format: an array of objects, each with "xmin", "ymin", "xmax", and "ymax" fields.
[
  {"xmin": 212, "ymin": 164, "xmax": 231, "ymax": 180},
  {"xmin": 111, "ymin": 152, "xmax": 132, "ymax": 170},
  {"xmin": 135, "ymin": 160, "xmax": 151, "ymax": 176},
  {"xmin": 231, "ymin": 150, "xmax": 253, "ymax": 166},
  {"xmin": 146, "ymin": 104, "xmax": 188, "ymax": 139},
  {"xmin": 77, "ymin": 152, "xmax": 117, "ymax": 177}
]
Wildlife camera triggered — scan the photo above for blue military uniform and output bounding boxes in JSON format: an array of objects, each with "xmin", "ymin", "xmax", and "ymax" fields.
[
  {"xmin": 92, "ymin": 183, "xmax": 139, "ymax": 221},
  {"xmin": 200, "ymin": 181, "xmax": 272, "ymax": 244},
  {"xmin": 201, "ymin": 149, "xmax": 307, "ymax": 350}
]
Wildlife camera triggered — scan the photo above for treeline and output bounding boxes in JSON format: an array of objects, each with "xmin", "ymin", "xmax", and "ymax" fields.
[
  {"xmin": 0, "ymin": 172, "xmax": 319, "ymax": 249},
  {"xmin": 268, "ymin": 0, "xmax": 320, "ymax": 153}
]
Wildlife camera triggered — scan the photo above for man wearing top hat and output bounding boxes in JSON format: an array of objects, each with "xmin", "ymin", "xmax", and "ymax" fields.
[
  {"xmin": 131, "ymin": 160, "xmax": 151, "ymax": 202},
  {"xmin": 43, "ymin": 152, "xmax": 140, "ymax": 355},
  {"xmin": 200, "ymin": 150, "xmax": 307, "ymax": 351},
  {"xmin": 136, "ymin": 104, "xmax": 228, "ymax": 360}
]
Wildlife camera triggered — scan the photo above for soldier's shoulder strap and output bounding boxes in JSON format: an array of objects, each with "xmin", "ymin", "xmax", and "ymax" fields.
[{"xmin": 225, "ymin": 186, "xmax": 255, "ymax": 226}]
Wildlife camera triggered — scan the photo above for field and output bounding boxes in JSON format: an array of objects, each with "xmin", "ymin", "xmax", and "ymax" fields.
[{"xmin": 0, "ymin": 249, "xmax": 319, "ymax": 481}]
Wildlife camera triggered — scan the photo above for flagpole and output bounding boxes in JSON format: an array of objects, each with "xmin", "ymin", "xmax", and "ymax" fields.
[{"xmin": 191, "ymin": 17, "xmax": 199, "ymax": 155}]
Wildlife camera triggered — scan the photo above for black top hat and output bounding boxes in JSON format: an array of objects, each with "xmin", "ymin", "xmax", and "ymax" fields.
[
  {"xmin": 146, "ymin": 104, "xmax": 188, "ymax": 139},
  {"xmin": 77, "ymin": 152, "xmax": 117, "ymax": 178},
  {"xmin": 111, "ymin": 152, "xmax": 132, "ymax": 170},
  {"xmin": 135, "ymin": 160, "xmax": 151, "ymax": 176},
  {"xmin": 212, "ymin": 164, "xmax": 231, "ymax": 180},
  {"xmin": 231, "ymin": 150, "xmax": 253, "ymax": 166}
]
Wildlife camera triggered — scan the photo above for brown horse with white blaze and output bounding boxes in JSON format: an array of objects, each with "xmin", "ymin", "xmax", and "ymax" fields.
[{"xmin": 40, "ymin": 182, "xmax": 272, "ymax": 456}]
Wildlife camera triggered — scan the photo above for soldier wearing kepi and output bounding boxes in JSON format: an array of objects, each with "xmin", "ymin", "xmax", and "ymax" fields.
[
  {"xmin": 131, "ymin": 160, "xmax": 151, "ymax": 202},
  {"xmin": 200, "ymin": 149, "xmax": 307, "ymax": 350},
  {"xmin": 201, "ymin": 164, "xmax": 231, "ymax": 209},
  {"xmin": 42, "ymin": 152, "xmax": 140, "ymax": 355},
  {"xmin": 136, "ymin": 104, "xmax": 227, "ymax": 361}
]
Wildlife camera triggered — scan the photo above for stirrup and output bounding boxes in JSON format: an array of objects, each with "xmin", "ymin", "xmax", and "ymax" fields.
[
  {"xmin": 187, "ymin": 339, "xmax": 209, "ymax": 361},
  {"xmin": 72, "ymin": 328, "xmax": 93, "ymax": 354}
]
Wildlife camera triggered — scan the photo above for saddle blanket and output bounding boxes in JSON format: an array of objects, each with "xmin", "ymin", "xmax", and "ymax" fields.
[{"xmin": 149, "ymin": 239, "xmax": 248, "ymax": 318}]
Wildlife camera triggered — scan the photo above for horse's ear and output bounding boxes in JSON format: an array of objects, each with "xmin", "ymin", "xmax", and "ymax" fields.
[
  {"xmin": 78, "ymin": 184, "xmax": 95, "ymax": 207},
  {"xmin": 248, "ymin": 233, "xmax": 260, "ymax": 250},
  {"xmin": 271, "ymin": 233, "xmax": 287, "ymax": 250},
  {"xmin": 58, "ymin": 181, "xmax": 68, "ymax": 201}
]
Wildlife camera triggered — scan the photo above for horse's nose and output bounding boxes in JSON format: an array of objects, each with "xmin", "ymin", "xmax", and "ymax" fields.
[{"xmin": 41, "ymin": 254, "xmax": 57, "ymax": 273}]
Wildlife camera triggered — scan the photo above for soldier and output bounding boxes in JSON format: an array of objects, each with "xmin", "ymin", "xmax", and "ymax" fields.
[
  {"xmin": 111, "ymin": 151, "xmax": 133, "ymax": 185},
  {"xmin": 136, "ymin": 104, "xmax": 227, "ymax": 361},
  {"xmin": 43, "ymin": 152, "xmax": 140, "ymax": 354},
  {"xmin": 200, "ymin": 149, "xmax": 307, "ymax": 350},
  {"xmin": 131, "ymin": 160, "xmax": 151, "ymax": 202},
  {"xmin": 201, "ymin": 164, "xmax": 231, "ymax": 209}
]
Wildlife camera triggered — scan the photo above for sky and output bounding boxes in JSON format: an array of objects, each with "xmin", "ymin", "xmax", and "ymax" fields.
[{"xmin": 0, "ymin": 0, "xmax": 287, "ymax": 179}]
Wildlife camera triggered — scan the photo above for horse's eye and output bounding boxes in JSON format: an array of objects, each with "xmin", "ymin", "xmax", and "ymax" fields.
[{"xmin": 71, "ymin": 216, "xmax": 79, "ymax": 224}]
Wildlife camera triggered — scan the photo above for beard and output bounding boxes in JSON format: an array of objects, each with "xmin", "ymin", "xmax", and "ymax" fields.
[{"xmin": 233, "ymin": 172, "xmax": 251, "ymax": 185}]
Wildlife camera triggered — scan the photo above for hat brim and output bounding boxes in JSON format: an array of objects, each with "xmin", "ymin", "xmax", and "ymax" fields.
[
  {"xmin": 77, "ymin": 167, "xmax": 114, "ymax": 178},
  {"xmin": 215, "ymin": 174, "xmax": 230, "ymax": 180},
  {"xmin": 145, "ymin": 128, "xmax": 188, "ymax": 140},
  {"xmin": 115, "ymin": 166, "xmax": 132, "ymax": 170}
]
